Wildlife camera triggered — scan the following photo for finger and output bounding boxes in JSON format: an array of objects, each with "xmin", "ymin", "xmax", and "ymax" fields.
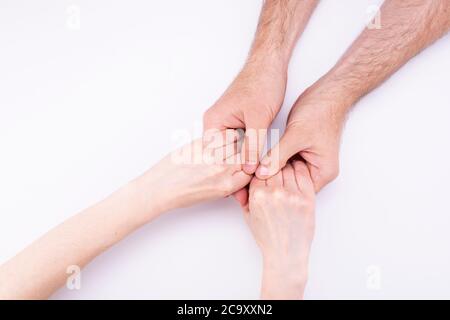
[
  {"xmin": 205, "ymin": 138, "xmax": 240, "ymax": 166},
  {"xmin": 226, "ymin": 130, "xmax": 245, "ymax": 158},
  {"xmin": 226, "ymin": 150, "xmax": 244, "ymax": 169},
  {"xmin": 293, "ymin": 160, "xmax": 315, "ymax": 197},
  {"xmin": 202, "ymin": 141, "xmax": 233, "ymax": 165},
  {"xmin": 267, "ymin": 169, "xmax": 283, "ymax": 187},
  {"xmin": 249, "ymin": 175, "xmax": 266, "ymax": 192},
  {"xmin": 241, "ymin": 118, "xmax": 270, "ymax": 175},
  {"xmin": 242, "ymin": 201, "xmax": 251, "ymax": 225},
  {"xmin": 204, "ymin": 129, "xmax": 240, "ymax": 149},
  {"xmin": 310, "ymin": 158, "xmax": 340, "ymax": 192},
  {"xmin": 256, "ymin": 128, "xmax": 305, "ymax": 179},
  {"xmin": 282, "ymin": 162, "xmax": 298, "ymax": 191},
  {"xmin": 233, "ymin": 188, "xmax": 249, "ymax": 210},
  {"xmin": 232, "ymin": 171, "xmax": 253, "ymax": 194},
  {"xmin": 203, "ymin": 109, "xmax": 228, "ymax": 133},
  {"xmin": 221, "ymin": 140, "xmax": 239, "ymax": 162}
]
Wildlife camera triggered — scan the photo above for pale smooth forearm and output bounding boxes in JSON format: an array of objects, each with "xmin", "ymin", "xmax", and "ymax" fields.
[
  {"xmin": 305, "ymin": 0, "xmax": 450, "ymax": 115},
  {"xmin": 0, "ymin": 175, "xmax": 163, "ymax": 300},
  {"xmin": 261, "ymin": 257, "xmax": 307, "ymax": 300},
  {"xmin": 0, "ymin": 136, "xmax": 249, "ymax": 299},
  {"xmin": 247, "ymin": 0, "xmax": 318, "ymax": 72}
]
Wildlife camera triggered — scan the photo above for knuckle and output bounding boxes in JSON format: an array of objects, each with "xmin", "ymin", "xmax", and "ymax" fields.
[
  {"xmin": 324, "ymin": 165, "xmax": 339, "ymax": 183},
  {"xmin": 203, "ymin": 109, "xmax": 217, "ymax": 125},
  {"xmin": 287, "ymin": 193, "xmax": 300, "ymax": 203},
  {"xmin": 315, "ymin": 162, "xmax": 340, "ymax": 189},
  {"xmin": 220, "ymin": 178, "xmax": 235, "ymax": 196},
  {"xmin": 203, "ymin": 111, "xmax": 211, "ymax": 124},
  {"xmin": 251, "ymin": 188, "xmax": 267, "ymax": 202},
  {"xmin": 259, "ymin": 109, "xmax": 276, "ymax": 125},
  {"xmin": 300, "ymin": 199, "xmax": 315, "ymax": 214},
  {"xmin": 207, "ymin": 164, "xmax": 226, "ymax": 177},
  {"xmin": 272, "ymin": 189, "xmax": 285, "ymax": 201}
]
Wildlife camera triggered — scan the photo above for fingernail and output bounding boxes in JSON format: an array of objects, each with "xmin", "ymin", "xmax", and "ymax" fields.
[
  {"xmin": 258, "ymin": 165, "xmax": 270, "ymax": 176},
  {"xmin": 243, "ymin": 163, "xmax": 257, "ymax": 174}
]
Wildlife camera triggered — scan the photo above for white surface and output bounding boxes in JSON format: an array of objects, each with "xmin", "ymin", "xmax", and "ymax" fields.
[{"xmin": 0, "ymin": 0, "xmax": 449, "ymax": 299}]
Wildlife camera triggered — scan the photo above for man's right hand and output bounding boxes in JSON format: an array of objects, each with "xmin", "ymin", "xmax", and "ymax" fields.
[
  {"xmin": 203, "ymin": 0, "xmax": 319, "ymax": 205},
  {"xmin": 203, "ymin": 59, "xmax": 287, "ymax": 175}
]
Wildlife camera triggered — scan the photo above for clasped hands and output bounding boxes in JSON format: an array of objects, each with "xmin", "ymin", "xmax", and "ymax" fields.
[
  {"xmin": 203, "ymin": 59, "xmax": 343, "ymax": 204},
  {"xmin": 0, "ymin": 55, "xmax": 343, "ymax": 301},
  {"xmin": 136, "ymin": 57, "xmax": 344, "ymax": 298},
  {"xmin": 138, "ymin": 131, "xmax": 315, "ymax": 299}
]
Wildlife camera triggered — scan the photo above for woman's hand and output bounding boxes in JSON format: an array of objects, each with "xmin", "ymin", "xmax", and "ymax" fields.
[
  {"xmin": 244, "ymin": 161, "xmax": 315, "ymax": 300},
  {"xmin": 0, "ymin": 130, "xmax": 251, "ymax": 299},
  {"xmin": 136, "ymin": 130, "xmax": 252, "ymax": 216}
]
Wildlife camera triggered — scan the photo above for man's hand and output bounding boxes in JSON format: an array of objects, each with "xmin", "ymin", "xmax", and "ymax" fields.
[
  {"xmin": 256, "ymin": 87, "xmax": 344, "ymax": 192},
  {"xmin": 257, "ymin": 0, "xmax": 450, "ymax": 192},
  {"xmin": 203, "ymin": 59, "xmax": 287, "ymax": 174},
  {"xmin": 203, "ymin": 0, "xmax": 318, "ymax": 204}
]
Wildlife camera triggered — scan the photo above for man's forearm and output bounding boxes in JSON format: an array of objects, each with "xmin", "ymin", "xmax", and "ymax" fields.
[
  {"xmin": 305, "ymin": 0, "xmax": 450, "ymax": 112},
  {"xmin": 247, "ymin": 0, "xmax": 318, "ymax": 71}
]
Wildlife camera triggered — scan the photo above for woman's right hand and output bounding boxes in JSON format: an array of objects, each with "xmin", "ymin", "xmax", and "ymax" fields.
[{"xmin": 135, "ymin": 130, "xmax": 252, "ymax": 216}]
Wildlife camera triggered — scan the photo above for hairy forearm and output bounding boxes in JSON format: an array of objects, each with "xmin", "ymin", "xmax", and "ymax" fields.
[
  {"xmin": 306, "ymin": 0, "xmax": 450, "ymax": 113},
  {"xmin": 0, "ymin": 176, "xmax": 162, "ymax": 300},
  {"xmin": 248, "ymin": 0, "xmax": 318, "ymax": 71}
]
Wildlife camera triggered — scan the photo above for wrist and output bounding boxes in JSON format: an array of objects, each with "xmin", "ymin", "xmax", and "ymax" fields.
[
  {"xmin": 128, "ymin": 171, "xmax": 171, "ymax": 223},
  {"xmin": 294, "ymin": 76, "xmax": 356, "ymax": 123},
  {"xmin": 245, "ymin": 50, "xmax": 289, "ymax": 77},
  {"xmin": 234, "ymin": 54, "xmax": 288, "ymax": 112},
  {"xmin": 261, "ymin": 255, "xmax": 308, "ymax": 300},
  {"xmin": 306, "ymin": 72, "xmax": 360, "ymax": 115}
]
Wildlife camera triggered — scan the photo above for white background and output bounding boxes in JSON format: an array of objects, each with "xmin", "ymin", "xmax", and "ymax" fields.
[{"xmin": 1, "ymin": 0, "xmax": 449, "ymax": 299}]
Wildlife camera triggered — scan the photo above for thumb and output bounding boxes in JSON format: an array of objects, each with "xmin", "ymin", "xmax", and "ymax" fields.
[
  {"xmin": 256, "ymin": 128, "xmax": 305, "ymax": 179},
  {"xmin": 241, "ymin": 117, "xmax": 271, "ymax": 175},
  {"xmin": 232, "ymin": 188, "xmax": 249, "ymax": 210}
]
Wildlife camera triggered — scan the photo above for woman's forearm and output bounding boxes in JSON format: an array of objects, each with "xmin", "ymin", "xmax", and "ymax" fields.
[
  {"xmin": 0, "ymin": 136, "xmax": 250, "ymax": 300},
  {"xmin": 0, "ymin": 175, "xmax": 163, "ymax": 300},
  {"xmin": 261, "ymin": 260, "xmax": 307, "ymax": 300}
]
